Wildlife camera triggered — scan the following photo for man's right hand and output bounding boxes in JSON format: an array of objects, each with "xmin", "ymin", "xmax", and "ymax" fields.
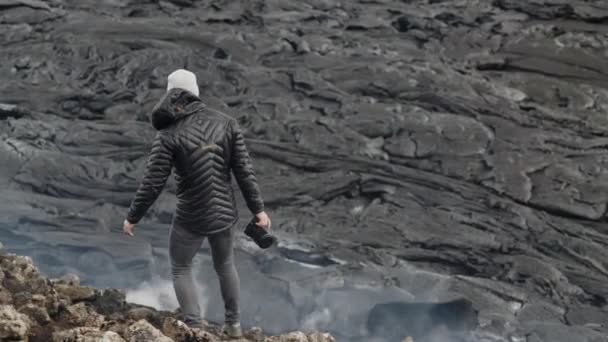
[{"xmin": 255, "ymin": 211, "xmax": 271, "ymax": 229}]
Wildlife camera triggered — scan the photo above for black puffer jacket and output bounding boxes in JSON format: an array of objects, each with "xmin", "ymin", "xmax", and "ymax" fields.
[{"xmin": 126, "ymin": 88, "xmax": 264, "ymax": 235}]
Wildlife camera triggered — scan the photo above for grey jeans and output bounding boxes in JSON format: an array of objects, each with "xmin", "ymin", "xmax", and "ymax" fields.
[{"xmin": 169, "ymin": 222, "xmax": 240, "ymax": 326}]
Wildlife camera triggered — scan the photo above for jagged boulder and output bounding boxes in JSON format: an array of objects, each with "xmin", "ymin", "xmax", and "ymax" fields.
[
  {"xmin": 126, "ymin": 307, "xmax": 158, "ymax": 322},
  {"xmin": 264, "ymin": 331, "xmax": 336, "ymax": 342},
  {"xmin": 124, "ymin": 319, "xmax": 174, "ymax": 342},
  {"xmin": 12, "ymin": 291, "xmax": 34, "ymax": 308},
  {"xmin": 31, "ymin": 294, "xmax": 47, "ymax": 307},
  {"xmin": 0, "ymin": 254, "xmax": 49, "ymax": 294},
  {"xmin": 46, "ymin": 290, "xmax": 70, "ymax": 319},
  {"xmin": 244, "ymin": 326, "xmax": 265, "ymax": 341},
  {"xmin": 52, "ymin": 273, "xmax": 81, "ymax": 286},
  {"xmin": 52, "ymin": 327, "xmax": 126, "ymax": 342},
  {"xmin": 161, "ymin": 317, "xmax": 220, "ymax": 342},
  {"xmin": 92, "ymin": 289, "xmax": 126, "ymax": 315},
  {"xmin": 59, "ymin": 302, "xmax": 105, "ymax": 328},
  {"xmin": 100, "ymin": 318, "xmax": 133, "ymax": 337},
  {"xmin": 55, "ymin": 283, "xmax": 98, "ymax": 302},
  {"xmin": 265, "ymin": 331, "xmax": 308, "ymax": 342},
  {"xmin": 0, "ymin": 304, "xmax": 31, "ymax": 340},
  {"xmin": 305, "ymin": 332, "xmax": 336, "ymax": 342},
  {"xmin": 19, "ymin": 303, "xmax": 51, "ymax": 325},
  {"xmin": 0, "ymin": 286, "xmax": 12, "ymax": 305},
  {"xmin": 124, "ymin": 304, "xmax": 173, "ymax": 328}
]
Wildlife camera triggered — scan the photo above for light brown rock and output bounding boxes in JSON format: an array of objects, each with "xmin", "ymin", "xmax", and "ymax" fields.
[
  {"xmin": 162, "ymin": 317, "xmax": 220, "ymax": 342},
  {"xmin": 55, "ymin": 283, "xmax": 97, "ymax": 302},
  {"xmin": 264, "ymin": 331, "xmax": 308, "ymax": 342},
  {"xmin": 264, "ymin": 331, "xmax": 336, "ymax": 342},
  {"xmin": 53, "ymin": 273, "xmax": 81, "ymax": 286},
  {"xmin": 19, "ymin": 303, "xmax": 51, "ymax": 325},
  {"xmin": 101, "ymin": 319, "xmax": 132, "ymax": 337},
  {"xmin": 244, "ymin": 326, "xmax": 265, "ymax": 341},
  {"xmin": 306, "ymin": 332, "xmax": 336, "ymax": 342},
  {"xmin": 0, "ymin": 286, "xmax": 11, "ymax": 305},
  {"xmin": 60, "ymin": 302, "xmax": 105, "ymax": 327},
  {"xmin": 126, "ymin": 307, "xmax": 157, "ymax": 322},
  {"xmin": 46, "ymin": 291, "xmax": 70, "ymax": 319},
  {"xmin": 12, "ymin": 291, "xmax": 33, "ymax": 308},
  {"xmin": 0, "ymin": 255, "xmax": 48, "ymax": 294},
  {"xmin": 0, "ymin": 304, "xmax": 31, "ymax": 340},
  {"xmin": 52, "ymin": 326, "xmax": 126, "ymax": 342},
  {"xmin": 31, "ymin": 294, "xmax": 46, "ymax": 306},
  {"xmin": 124, "ymin": 319, "xmax": 174, "ymax": 342}
]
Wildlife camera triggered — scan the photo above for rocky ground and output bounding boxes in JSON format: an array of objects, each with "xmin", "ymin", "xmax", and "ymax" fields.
[
  {"xmin": 0, "ymin": 243, "xmax": 337, "ymax": 342},
  {"xmin": 1, "ymin": 0, "xmax": 608, "ymax": 341}
]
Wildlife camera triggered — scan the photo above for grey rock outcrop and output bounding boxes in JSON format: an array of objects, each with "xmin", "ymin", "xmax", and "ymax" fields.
[{"xmin": 0, "ymin": 249, "xmax": 334, "ymax": 342}]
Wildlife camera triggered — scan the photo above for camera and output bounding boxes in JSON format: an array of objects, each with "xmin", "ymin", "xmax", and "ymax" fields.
[{"xmin": 244, "ymin": 217, "xmax": 277, "ymax": 249}]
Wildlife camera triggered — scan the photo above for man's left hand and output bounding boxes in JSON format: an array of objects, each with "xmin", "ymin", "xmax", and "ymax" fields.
[{"xmin": 123, "ymin": 219, "xmax": 136, "ymax": 236}]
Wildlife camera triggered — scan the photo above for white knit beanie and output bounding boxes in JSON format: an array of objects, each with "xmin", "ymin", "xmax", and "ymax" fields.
[{"xmin": 167, "ymin": 69, "xmax": 200, "ymax": 96}]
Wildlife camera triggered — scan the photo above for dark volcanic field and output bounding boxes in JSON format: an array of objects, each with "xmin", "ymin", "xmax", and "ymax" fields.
[{"xmin": 2, "ymin": 0, "xmax": 608, "ymax": 341}]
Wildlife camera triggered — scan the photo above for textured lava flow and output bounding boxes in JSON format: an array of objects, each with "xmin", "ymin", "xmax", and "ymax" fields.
[{"xmin": 2, "ymin": 1, "xmax": 608, "ymax": 341}]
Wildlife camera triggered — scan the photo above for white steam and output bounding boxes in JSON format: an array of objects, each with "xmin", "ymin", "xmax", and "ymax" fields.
[
  {"xmin": 125, "ymin": 276, "xmax": 179, "ymax": 310},
  {"xmin": 125, "ymin": 272, "xmax": 209, "ymax": 318},
  {"xmin": 302, "ymin": 307, "xmax": 332, "ymax": 332}
]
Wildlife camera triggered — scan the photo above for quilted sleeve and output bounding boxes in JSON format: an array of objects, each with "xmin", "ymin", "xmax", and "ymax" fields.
[
  {"xmin": 229, "ymin": 120, "xmax": 265, "ymax": 215},
  {"xmin": 126, "ymin": 132, "xmax": 174, "ymax": 224}
]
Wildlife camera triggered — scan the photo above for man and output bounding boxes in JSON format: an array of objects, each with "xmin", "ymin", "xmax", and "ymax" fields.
[{"xmin": 122, "ymin": 69, "xmax": 271, "ymax": 338}]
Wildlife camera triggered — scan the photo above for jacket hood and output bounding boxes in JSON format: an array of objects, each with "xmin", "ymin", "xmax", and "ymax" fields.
[{"xmin": 150, "ymin": 88, "xmax": 202, "ymax": 130}]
